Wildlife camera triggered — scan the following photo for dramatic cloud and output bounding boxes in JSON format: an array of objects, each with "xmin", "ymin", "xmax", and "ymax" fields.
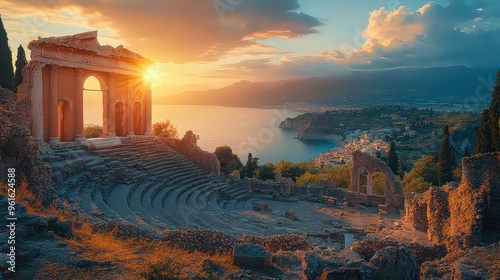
[
  {"xmin": 346, "ymin": 0, "xmax": 500, "ymax": 69},
  {"xmin": 218, "ymin": 0, "xmax": 500, "ymax": 80},
  {"xmin": 2, "ymin": 0, "xmax": 322, "ymax": 63}
]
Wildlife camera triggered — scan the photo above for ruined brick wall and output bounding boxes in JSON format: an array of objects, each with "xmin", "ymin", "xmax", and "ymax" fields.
[
  {"xmin": 404, "ymin": 192, "xmax": 429, "ymax": 232},
  {"xmin": 405, "ymin": 153, "xmax": 500, "ymax": 250}
]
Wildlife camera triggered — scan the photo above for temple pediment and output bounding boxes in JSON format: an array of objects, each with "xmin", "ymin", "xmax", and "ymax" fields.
[{"xmin": 28, "ymin": 31, "xmax": 152, "ymax": 74}]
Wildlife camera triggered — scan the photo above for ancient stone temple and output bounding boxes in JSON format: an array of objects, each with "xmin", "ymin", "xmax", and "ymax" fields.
[
  {"xmin": 18, "ymin": 31, "xmax": 153, "ymax": 144},
  {"xmin": 348, "ymin": 151, "xmax": 404, "ymax": 211}
]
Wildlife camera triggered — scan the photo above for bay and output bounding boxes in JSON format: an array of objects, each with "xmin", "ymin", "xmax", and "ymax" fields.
[{"xmin": 84, "ymin": 103, "xmax": 339, "ymax": 163}]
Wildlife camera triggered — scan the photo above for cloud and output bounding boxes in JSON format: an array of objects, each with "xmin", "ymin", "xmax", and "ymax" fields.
[{"xmin": 2, "ymin": 0, "xmax": 322, "ymax": 63}]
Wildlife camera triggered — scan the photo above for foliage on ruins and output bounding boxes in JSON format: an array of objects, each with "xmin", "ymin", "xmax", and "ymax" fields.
[
  {"xmin": 83, "ymin": 124, "xmax": 103, "ymax": 139},
  {"xmin": 0, "ymin": 16, "xmax": 14, "ymax": 90},
  {"xmin": 153, "ymin": 119, "xmax": 179, "ymax": 139},
  {"xmin": 255, "ymin": 162, "xmax": 275, "ymax": 181},
  {"xmin": 215, "ymin": 145, "xmax": 242, "ymax": 175},
  {"xmin": 13, "ymin": 44, "xmax": 27, "ymax": 91}
]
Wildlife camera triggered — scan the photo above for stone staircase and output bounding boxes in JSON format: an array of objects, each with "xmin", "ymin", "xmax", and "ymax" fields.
[{"xmin": 44, "ymin": 137, "xmax": 256, "ymax": 235}]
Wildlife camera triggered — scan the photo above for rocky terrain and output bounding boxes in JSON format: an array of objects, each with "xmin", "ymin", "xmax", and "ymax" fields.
[{"xmin": 0, "ymin": 89, "xmax": 499, "ymax": 279}]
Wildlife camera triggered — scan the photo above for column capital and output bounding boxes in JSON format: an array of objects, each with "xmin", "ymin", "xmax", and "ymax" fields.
[
  {"xmin": 50, "ymin": 64, "xmax": 60, "ymax": 74},
  {"xmin": 75, "ymin": 68, "xmax": 85, "ymax": 76},
  {"xmin": 33, "ymin": 62, "xmax": 46, "ymax": 71}
]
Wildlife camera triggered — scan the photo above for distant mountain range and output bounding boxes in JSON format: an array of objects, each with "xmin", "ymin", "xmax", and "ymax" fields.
[{"xmin": 159, "ymin": 66, "xmax": 493, "ymax": 107}]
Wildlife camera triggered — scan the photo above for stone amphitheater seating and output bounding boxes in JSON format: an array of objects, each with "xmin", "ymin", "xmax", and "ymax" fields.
[{"xmin": 45, "ymin": 137, "xmax": 256, "ymax": 235}]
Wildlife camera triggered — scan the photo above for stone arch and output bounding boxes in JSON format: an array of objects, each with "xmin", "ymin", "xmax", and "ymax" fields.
[
  {"xmin": 348, "ymin": 151, "xmax": 403, "ymax": 211},
  {"xmin": 115, "ymin": 101, "xmax": 125, "ymax": 137},
  {"xmin": 57, "ymin": 98, "xmax": 72, "ymax": 142}
]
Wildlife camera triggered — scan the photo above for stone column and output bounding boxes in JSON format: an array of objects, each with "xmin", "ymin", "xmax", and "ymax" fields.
[
  {"xmin": 367, "ymin": 171, "xmax": 373, "ymax": 195},
  {"xmin": 126, "ymin": 81, "xmax": 135, "ymax": 137},
  {"xmin": 144, "ymin": 82, "xmax": 152, "ymax": 136},
  {"xmin": 102, "ymin": 87, "xmax": 109, "ymax": 138},
  {"xmin": 48, "ymin": 64, "xmax": 60, "ymax": 145},
  {"xmin": 74, "ymin": 68, "xmax": 85, "ymax": 141},
  {"xmin": 107, "ymin": 73, "xmax": 116, "ymax": 137},
  {"xmin": 31, "ymin": 63, "xmax": 45, "ymax": 141}
]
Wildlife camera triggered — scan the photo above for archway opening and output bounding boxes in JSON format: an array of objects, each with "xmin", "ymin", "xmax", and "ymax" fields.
[
  {"xmin": 133, "ymin": 101, "xmax": 142, "ymax": 135},
  {"xmin": 57, "ymin": 100, "xmax": 71, "ymax": 142},
  {"xmin": 83, "ymin": 76, "xmax": 104, "ymax": 139},
  {"xmin": 115, "ymin": 102, "xmax": 125, "ymax": 136},
  {"xmin": 372, "ymin": 171, "xmax": 386, "ymax": 195}
]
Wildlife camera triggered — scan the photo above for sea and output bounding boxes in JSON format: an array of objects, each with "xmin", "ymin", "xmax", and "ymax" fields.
[{"xmin": 84, "ymin": 103, "xmax": 339, "ymax": 163}]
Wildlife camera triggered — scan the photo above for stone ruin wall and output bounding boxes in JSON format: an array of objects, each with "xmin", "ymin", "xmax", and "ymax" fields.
[
  {"xmin": 167, "ymin": 132, "xmax": 221, "ymax": 176},
  {"xmin": 163, "ymin": 227, "xmax": 309, "ymax": 254},
  {"xmin": 405, "ymin": 153, "xmax": 500, "ymax": 250},
  {"xmin": 348, "ymin": 151, "xmax": 404, "ymax": 211},
  {"xmin": 0, "ymin": 66, "xmax": 52, "ymax": 198}
]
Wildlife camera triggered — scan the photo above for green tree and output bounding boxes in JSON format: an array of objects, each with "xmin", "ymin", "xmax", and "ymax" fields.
[
  {"xmin": 274, "ymin": 160, "xmax": 309, "ymax": 182},
  {"xmin": 438, "ymin": 125, "xmax": 454, "ymax": 185},
  {"xmin": 386, "ymin": 141, "xmax": 399, "ymax": 175},
  {"xmin": 256, "ymin": 162, "xmax": 275, "ymax": 181},
  {"xmin": 372, "ymin": 171, "xmax": 386, "ymax": 195},
  {"xmin": 152, "ymin": 120, "xmax": 178, "ymax": 139},
  {"xmin": 489, "ymin": 70, "xmax": 500, "ymax": 151},
  {"xmin": 0, "ymin": 15, "xmax": 14, "ymax": 90},
  {"xmin": 215, "ymin": 145, "xmax": 242, "ymax": 174},
  {"xmin": 402, "ymin": 155, "xmax": 438, "ymax": 188},
  {"xmin": 397, "ymin": 156, "xmax": 408, "ymax": 181},
  {"xmin": 242, "ymin": 153, "xmax": 259, "ymax": 178},
  {"xmin": 475, "ymin": 109, "xmax": 493, "ymax": 154},
  {"xmin": 83, "ymin": 124, "xmax": 103, "ymax": 138},
  {"xmin": 13, "ymin": 45, "xmax": 26, "ymax": 91},
  {"xmin": 402, "ymin": 177, "xmax": 432, "ymax": 194}
]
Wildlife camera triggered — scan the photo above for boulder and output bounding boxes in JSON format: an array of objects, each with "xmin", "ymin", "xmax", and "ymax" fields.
[
  {"xmin": 319, "ymin": 267, "xmax": 362, "ymax": 280},
  {"xmin": 252, "ymin": 201, "xmax": 272, "ymax": 213},
  {"xmin": 233, "ymin": 244, "xmax": 272, "ymax": 267},
  {"xmin": 369, "ymin": 246, "xmax": 419, "ymax": 280},
  {"xmin": 284, "ymin": 209, "xmax": 297, "ymax": 221}
]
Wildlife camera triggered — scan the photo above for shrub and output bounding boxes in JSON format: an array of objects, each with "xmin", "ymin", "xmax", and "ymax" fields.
[
  {"xmin": 84, "ymin": 124, "xmax": 103, "ymax": 138},
  {"xmin": 140, "ymin": 259, "xmax": 181, "ymax": 280},
  {"xmin": 153, "ymin": 120, "xmax": 178, "ymax": 139}
]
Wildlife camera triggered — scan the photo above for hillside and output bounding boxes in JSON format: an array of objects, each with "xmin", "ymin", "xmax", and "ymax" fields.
[
  {"xmin": 280, "ymin": 106, "xmax": 481, "ymax": 163},
  {"xmin": 159, "ymin": 66, "xmax": 492, "ymax": 108}
]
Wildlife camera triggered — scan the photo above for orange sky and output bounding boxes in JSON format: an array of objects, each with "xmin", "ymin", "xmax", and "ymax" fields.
[{"xmin": 2, "ymin": 0, "xmax": 500, "ymax": 98}]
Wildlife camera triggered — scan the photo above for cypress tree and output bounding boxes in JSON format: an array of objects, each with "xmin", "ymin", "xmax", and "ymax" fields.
[
  {"xmin": 489, "ymin": 70, "xmax": 500, "ymax": 151},
  {"xmin": 0, "ymin": 15, "xmax": 14, "ymax": 90},
  {"xmin": 475, "ymin": 109, "xmax": 494, "ymax": 154},
  {"xmin": 438, "ymin": 125, "xmax": 454, "ymax": 185},
  {"xmin": 246, "ymin": 153, "xmax": 254, "ymax": 178},
  {"xmin": 13, "ymin": 44, "xmax": 27, "ymax": 91},
  {"xmin": 386, "ymin": 141, "xmax": 399, "ymax": 175}
]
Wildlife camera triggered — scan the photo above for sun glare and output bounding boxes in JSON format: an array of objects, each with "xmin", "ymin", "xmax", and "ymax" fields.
[{"xmin": 144, "ymin": 65, "xmax": 160, "ymax": 84}]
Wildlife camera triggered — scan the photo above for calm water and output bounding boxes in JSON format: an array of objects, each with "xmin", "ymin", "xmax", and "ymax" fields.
[
  {"xmin": 152, "ymin": 105, "xmax": 338, "ymax": 163},
  {"xmin": 84, "ymin": 103, "xmax": 338, "ymax": 163}
]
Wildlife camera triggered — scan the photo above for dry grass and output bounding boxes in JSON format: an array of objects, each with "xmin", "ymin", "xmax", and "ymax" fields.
[{"xmin": 1, "ymin": 181, "xmax": 239, "ymax": 279}]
